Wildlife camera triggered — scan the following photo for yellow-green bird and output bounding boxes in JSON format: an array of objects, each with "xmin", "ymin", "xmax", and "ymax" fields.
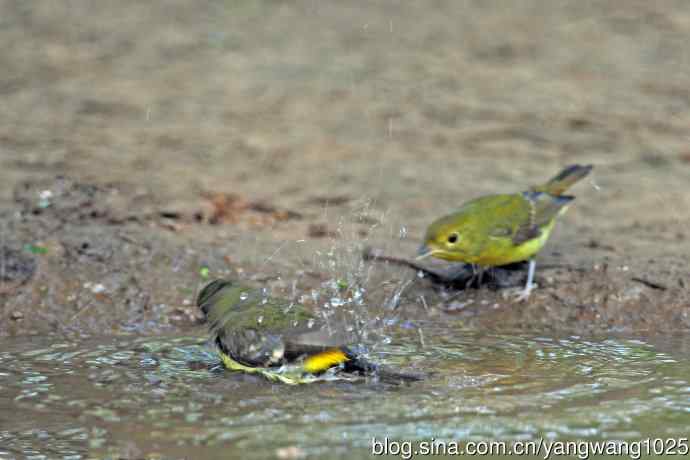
[
  {"xmin": 197, "ymin": 279, "xmax": 422, "ymax": 384},
  {"xmin": 418, "ymin": 164, "xmax": 593, "ymax": 300}
]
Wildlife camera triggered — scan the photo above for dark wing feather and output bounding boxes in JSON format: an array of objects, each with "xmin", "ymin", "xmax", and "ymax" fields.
[{"xmin": 512, "ymin": 192, "xmax": 574, "ymax": 245}]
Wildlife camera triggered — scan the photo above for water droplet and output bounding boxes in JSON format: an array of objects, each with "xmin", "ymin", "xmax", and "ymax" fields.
[
  {"xmin": 83, "ymin": 282, "xmax": 106, "ymax": 294},
  {"xmin": 240, "ymin": 292, "xmax": 249, "ymax": 301},
  {"xmin": 307, "ymin": 319, "xmax": 315, "ymax": 329},
  {"xmin": 399, "ymin": 226, "xmax": 407, "ymax": 239},
  {"xmin": 38, "ymin": 190, "xmax": 53, "ymax": 208},
  {"xmin": 256, "ymin": 315, "xmax": 263, "ymax": 324},
  {"xmin": 330, "ymin": 297, "xmax": 344, "ymax": 307}
]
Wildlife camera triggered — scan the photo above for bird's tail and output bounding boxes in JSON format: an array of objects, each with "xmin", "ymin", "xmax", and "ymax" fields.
[
  {"xmin": 342, "ymin": 350, "xmax": 426, "ymax": 383},
  {"xmin": 532, "ymin": 164, "xmax": 593, "ymax": 196}
]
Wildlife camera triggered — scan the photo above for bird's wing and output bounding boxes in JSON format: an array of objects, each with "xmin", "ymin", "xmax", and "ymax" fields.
[
  {"xmin": 471, "ymin": 194, "xmax": 532, "ymax": 242},
  {"xmin": 512, "ymin": 192, "xmax": 574, "ymax": 245}
]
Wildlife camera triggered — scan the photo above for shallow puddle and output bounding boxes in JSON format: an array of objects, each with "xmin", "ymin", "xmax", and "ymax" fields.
[{"xmin": 1, "ymin": 327, "xmax": 689, "ymax": 459}]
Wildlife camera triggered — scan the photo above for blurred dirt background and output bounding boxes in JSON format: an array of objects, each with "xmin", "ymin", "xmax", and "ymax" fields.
[{"xmin": 1, "ymin": 0, "xmax": 689, "ymax": 336}]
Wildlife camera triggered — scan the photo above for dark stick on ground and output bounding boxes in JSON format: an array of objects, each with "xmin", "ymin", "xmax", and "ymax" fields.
[
  {"xmin": 362, "ymin": 247, "xmax": 527, "ymax": 290},
  {"xmin": 631, "ymin": 277, "xmax": 667, "ymax": 291},
  {"xmin": 362, "ymin": 247, "xmax": 452, "ymax": 282}
]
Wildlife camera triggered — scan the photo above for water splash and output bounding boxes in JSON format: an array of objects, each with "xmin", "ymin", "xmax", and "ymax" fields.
[{"xmin": 2, "ymin": 333, "xmax": 690, "ymax": 459}]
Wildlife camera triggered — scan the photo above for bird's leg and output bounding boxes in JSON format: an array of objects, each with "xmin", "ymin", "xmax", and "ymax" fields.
[
  {"xmin": 476, "ymin": 267, "xmax": 485, "ymax": 288},
  {"xmin": 515, "ymin": 259, "xmax": 536, "ymax": 302},
  {"xmin": 465, "ymin": 264, "xmax": 479, "ymax": 289}
]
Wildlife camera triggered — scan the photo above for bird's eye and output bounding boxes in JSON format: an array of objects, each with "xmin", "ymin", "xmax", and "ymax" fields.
[{"xmin": 447, "ymin": 233, "xmax": 459, "ymax": 244}]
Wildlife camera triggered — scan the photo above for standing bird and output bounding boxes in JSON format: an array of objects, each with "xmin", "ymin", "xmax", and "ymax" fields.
[
  {"xmin": 197, "ymin": 279, "xmax": 422, "ymax": 384},
  {"xmin": 418, "ymin": 164, "xmax": 593, "ymax": 300}
]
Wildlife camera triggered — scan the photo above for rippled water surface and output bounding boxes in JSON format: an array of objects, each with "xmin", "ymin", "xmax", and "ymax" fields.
[{"xmin": 2, "ymin": 327, "xmax": 690, "ymax": 459}]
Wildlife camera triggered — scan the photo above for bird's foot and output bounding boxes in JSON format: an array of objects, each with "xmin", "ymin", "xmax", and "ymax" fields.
[
  {"xmin": 502, "ymin": 283, "xmax": 538, "ymax": 303},
  {"xmin": 515, "ymin": 282, "xmax": 537, "ymax": 302}
]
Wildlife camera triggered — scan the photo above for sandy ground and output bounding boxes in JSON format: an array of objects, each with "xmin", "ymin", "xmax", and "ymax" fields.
[{"xmin": 1, "ymin": 1, "xmax": 690, "ymax": 336}]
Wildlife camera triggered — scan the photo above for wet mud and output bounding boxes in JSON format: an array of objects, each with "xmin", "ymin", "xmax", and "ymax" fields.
[{"xmin": 2, "ymin": 1, "xmax": 690, "ymax": 337}]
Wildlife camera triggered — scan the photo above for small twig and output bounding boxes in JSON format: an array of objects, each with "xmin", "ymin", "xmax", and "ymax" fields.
[
  {"xmin": 362, "ymin": 247, "xmax": 449, "ymax": 282},
  {"xmin": 363, "ymin": 247, "xmax": 589, "ymax": 292},
  {"xmin": 362, "ymin": 246, "xmax": 515, "ymax": 288},
  {"xmin": 539, "ymin": 263, "xmax": 588, "ymax": 273},
  {"xmin": 631, "ymin": 277, "xmax": 667, "ymax": 291}
]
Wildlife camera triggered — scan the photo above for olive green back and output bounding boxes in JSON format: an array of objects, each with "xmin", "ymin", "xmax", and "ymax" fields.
[{"xmin": 197, "ymin": 279, "xmax": 315, "ymax": 335}]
